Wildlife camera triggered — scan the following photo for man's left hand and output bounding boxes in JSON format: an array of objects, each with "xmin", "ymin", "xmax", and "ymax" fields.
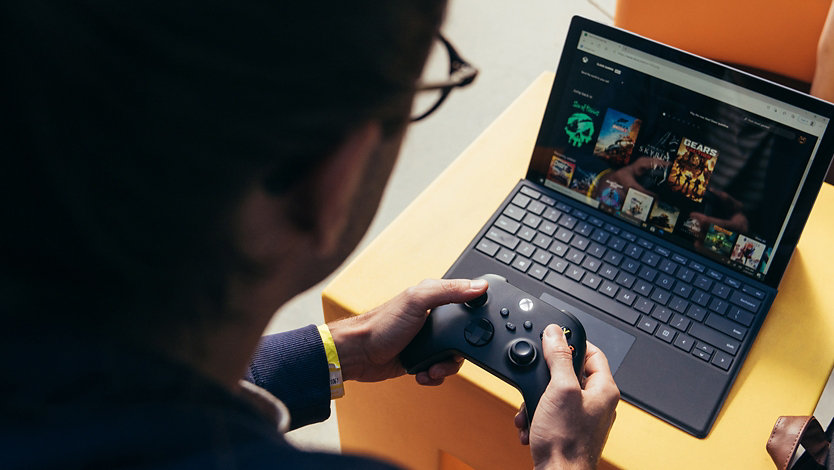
[{"xmin": 327, "ymin": 278, "xmax": 488, "ymax": 386}]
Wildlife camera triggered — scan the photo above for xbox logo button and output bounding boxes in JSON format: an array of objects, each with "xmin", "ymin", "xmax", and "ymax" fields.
[{"xmin": 519, "ymin": 298, "xmax": 534, "ymax": 312}]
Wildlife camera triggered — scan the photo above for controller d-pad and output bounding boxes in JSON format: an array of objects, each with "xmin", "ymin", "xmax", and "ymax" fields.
[{"xmin": 464, "ymin": 318, "xmax": 494, "ymax": 346}]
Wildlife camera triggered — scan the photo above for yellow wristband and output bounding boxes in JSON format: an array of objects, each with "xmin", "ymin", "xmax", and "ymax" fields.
[{"xmin": 317, "ymin": 324, "xmax": 345, "ymax": 399}]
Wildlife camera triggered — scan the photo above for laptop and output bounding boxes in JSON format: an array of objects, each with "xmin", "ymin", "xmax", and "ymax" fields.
[{"xmin": 444, "ymin": 16, "xmax": 834, "ymax": 438}]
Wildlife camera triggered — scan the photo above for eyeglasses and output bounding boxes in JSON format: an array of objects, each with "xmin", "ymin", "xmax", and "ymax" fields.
[{"xmin": 410, "ymin": 34, "xmax": 479, "ymax": 122}]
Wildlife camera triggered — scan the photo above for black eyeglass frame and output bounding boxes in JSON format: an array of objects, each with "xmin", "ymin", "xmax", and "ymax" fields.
[{"xmin": 410, "ymin": 34, "xmax": 479, "ymax": 122}]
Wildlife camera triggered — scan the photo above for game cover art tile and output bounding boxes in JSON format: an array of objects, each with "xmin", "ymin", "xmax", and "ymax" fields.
[
  {"xmin": 546, "ymin": 154, "xmax": 576, "ymax": 187},
  {"xmin": 667, "ymin": 138, "xmax": 718, "ymax": 203},
  {"xmin": 704, "ymin": 224, "xmax": 737, "ymax": 259},
  {"xmin": 621, "ymin": 187, "xmax": 654, "ymax": 223},
  {"xmin": 569, "ymin": 167, "xmax": 598, "ymax": 197},
  {"xmin": 593, "ymin": 108, "xmax": 642, "ymax": 166},
  {"xmin": 730, "ymin": 234, "xmax": 767, "ymax": 270},
  {"xmin": 647, "ymin": 201, "xmax": 680, "ymax": 233}
]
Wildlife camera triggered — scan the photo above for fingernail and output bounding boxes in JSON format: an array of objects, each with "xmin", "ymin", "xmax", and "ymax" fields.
[
  {"xmin": 470, "ymin": 279, "xmax": 488, "ymax": 290},
  {"xmin": 544, "ymin": 324, "xmax": 563, "ymax": 338}
]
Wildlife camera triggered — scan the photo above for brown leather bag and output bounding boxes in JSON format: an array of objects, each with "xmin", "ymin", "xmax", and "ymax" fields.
[{"xmin": 767, "ymin": 416, "xmax": 832, "ymax": 470}]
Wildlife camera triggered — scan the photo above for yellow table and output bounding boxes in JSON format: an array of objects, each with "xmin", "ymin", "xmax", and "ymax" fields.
[{"xmin": 322, "ymin": 72, "xmax": 834, "ymax": 470}]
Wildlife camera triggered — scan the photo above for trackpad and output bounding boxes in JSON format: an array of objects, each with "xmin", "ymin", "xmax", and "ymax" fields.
[{"xmin": 540, "ymin": 293, "xmax": 635, "ymax": 374}]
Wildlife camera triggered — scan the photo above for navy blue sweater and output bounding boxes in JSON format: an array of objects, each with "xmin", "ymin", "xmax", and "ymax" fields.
[{"xmin": 0, "ymin": 325, "xmax": 399, "ymax": 469}]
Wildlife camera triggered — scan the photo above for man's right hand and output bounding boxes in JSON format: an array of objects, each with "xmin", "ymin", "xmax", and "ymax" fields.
[{"xmin": 513, "ymin": 325, "xmax": 619, "ymax": 470}]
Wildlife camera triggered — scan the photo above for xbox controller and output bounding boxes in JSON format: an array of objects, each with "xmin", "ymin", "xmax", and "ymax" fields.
[{"xmin": 400, "ymin": 274, "xmax": 586, "ymax": 424}]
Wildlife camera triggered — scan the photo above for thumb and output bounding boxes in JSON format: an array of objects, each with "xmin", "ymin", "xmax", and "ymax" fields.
[
  {"xmin": 401, "ymin": 278, "xmax": 489, "ymax": 312},
  {"xmin": 541, "ymin": 324, "xmax": 580, "ymax": 388}
]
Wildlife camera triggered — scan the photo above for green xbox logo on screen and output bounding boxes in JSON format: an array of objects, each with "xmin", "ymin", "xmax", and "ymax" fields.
[{"xmin": 565, "ymin": 112, "xmax": 595, "ymax": 147}]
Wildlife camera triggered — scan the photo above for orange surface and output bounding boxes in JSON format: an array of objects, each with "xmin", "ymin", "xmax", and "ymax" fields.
[
  {"xmin": 615, "ymin": 0, "xmax": 832, "ymax": 83},
  {"xmin": 322, "ymin": 73, "xmax": 834, "ymax": 469}
]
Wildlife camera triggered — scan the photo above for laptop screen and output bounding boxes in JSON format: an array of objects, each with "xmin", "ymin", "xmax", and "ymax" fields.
[{"xmin": 527, "ymin": 18, "xmax": 834, "ymax": 285}]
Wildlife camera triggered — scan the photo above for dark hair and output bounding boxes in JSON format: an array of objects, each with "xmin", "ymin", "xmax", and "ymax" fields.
[{"xmin": 0, "ymin": 1, "xmax": 445, "ymax": 333}]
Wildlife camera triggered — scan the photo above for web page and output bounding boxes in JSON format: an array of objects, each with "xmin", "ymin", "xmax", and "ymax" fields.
[{"xmin": 529, "ymin": 31, "xmax": 827, "ymax": 280}]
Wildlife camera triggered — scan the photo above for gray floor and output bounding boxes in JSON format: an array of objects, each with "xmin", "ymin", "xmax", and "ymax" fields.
[{"xmin": 264, "ymin": 0, "xmax": 615, "ymax": 453}]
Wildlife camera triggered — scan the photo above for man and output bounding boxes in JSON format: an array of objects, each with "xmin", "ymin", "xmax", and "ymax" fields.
[{"xmin": 0, "ymin": 1, "xmax": 619, "ymax": 469}]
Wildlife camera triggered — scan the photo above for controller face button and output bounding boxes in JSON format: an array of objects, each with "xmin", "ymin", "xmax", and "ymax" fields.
[
  {"xmin": 465, "ymin": 292, "xmax": 489, "ymax": 309},
  {"xmin": 500, "ymin": 307, "xmax": 509, "ymax": 317},
  {"xmin": 464, "ymin": 318, "xmax": 494, "ymax": 346},
  {"xmin": 523, "ymin": 320, "xmax": 533, "ymax": 330},
  {"xmin": 569, "ymin": 344, "xmax": 576, "ymax": 356},
  {"xmin": 509, "ymin": 339, "xmax": 537, "ymax": 367},
  {"xmin": 562, "ymin": 327, "xmax": 572, "ymax": 339},
  {"xmin": 506, "ymin": 322, "xmax": 516, "ymax": 332}
]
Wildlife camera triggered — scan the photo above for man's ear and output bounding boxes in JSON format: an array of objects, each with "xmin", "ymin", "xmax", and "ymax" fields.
[{"xmin": 297, "ymin": 122, "xmax": 382, "ymax": 256}]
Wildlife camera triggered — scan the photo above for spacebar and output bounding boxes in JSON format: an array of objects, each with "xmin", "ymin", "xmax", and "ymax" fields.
[{"xmin": 544, "ymin": 273, "xmax": 640, "ymax": 326}]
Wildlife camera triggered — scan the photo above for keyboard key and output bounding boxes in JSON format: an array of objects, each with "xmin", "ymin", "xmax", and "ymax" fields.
[
  {"xmin": 654, "ymin": 246, "xmax": 671, "ymax": 257},
  {"xmin": 672, "ymin": 282, "xmax": 692, "ymax": 298},
  {"xmin": 616, "ymin": 290, "xmax": 637, "ymax": 306},
  {"xmin": 650, "ymin": 288, "xmax": 671, "ymax": 305},
  {"xmin": 729, "ymin": 291, "xmax": 761, "ymax": 312},
  {"xmin": 694, "ymin": 275, "xmax": 713, "ymax": 291},
  {"xmin": 603, "ymin": 223, "xmax": 620, "ymax": 234},
  {"xmin": 588, "ymin": 216, "xmax": 604, "ymax": 227},
  {"xmin": 742, "ymin": 284, "xmax": 766, "ymax": 300},
  {"xmin": 706, "ymin": 269, "xmax": 723, "ymax": 281},
  {"xmin": 669, "ymin": 296, "xmax": 689, "ymax": 314},
  {"xmin": 693, "ymin": 348, "xmax": 712, "ymax": 361},
  {"xmin": 570, "ymin": 235, "xmax": 590, "ymax": 251},
  {"xmin": 671, "ymin": 253, "xmax": 689, "ymax": 265},
  {"xmin": 625, "ymin": 244, "xmax": 644, "ymax": 259},
  {"xmin": 512, "ymin": 194, "xmax": 531, "ymax": 208},
  {"xmin": 724, "ymin": 277, "xmax": 742, "ymax": 289},
  {"xmin": 581, "ymin": 257, "xmax": 601, "ymax": 273},
  {"xmin": 543, "ymin": 207, "xmax": 561, "ymax": 222},
  {"xmin": 533, "ymin": 234, "xmax": 551, "ymax": 250},
  {"xmin": 691, "ymin": 289, "xmax": 710, "ymax": 307},
  {"xmin": 517, "ymin": 227, "xmax": 535, "ymax": 242},
  {"xmin": 556, "ymin": 202, "xmax": 572, "ymax": 212},
  {"xmin": 655, "ymin": 325, "xmax": 676, "ymax": 343},
  {"xmin": 497, "ymin": 248, "xmax": 515, "ymax": 264},
  {"xmin": 528, "ymin": 264, "xmax": 548, "ymax": 281},
  {"xmin": 727, "ymin": 306, "xmax": 754, "ymax": 327},
  {"xmin": 599, "ymin": 264, "xmax": 618, "ymax": 280},
  {"xmin": 532, "ymin": 249, "xmax": 552, "ymax": 265},
  {"xmin": 637, "ymin": 316, "xmax": 658, "ymax": 334},
  {"xmin": 516, "ymin": 241, "xmax": 536, "ymax": 258},
  {"xmin": 705, "ymin": 313, "xmax": 747, "ymax": 341},
  {"xmin": 711, "ymin": 283, "xmax": 731, "ymax": 300},
  {"xmin": 539, "ymin": 221, "xmax": 557, "ymax": 236},
  {"xmin": 622, "ymin": 231, "xmax": 637, "ymax": 242},
  {"xmin": 503, "ymin": 204, "xmax": 524, "ymax": 221},
  {"xmin": 522, "ymin": 213, "xmax": 542, "ymax": 229},
  {"xmin": 638, "ymin": 266, "xmax": 657, "ymax": 282},
  {"xmin": 708, "ymin": 298, "xmax": 729, "ymax": 315},
  {"xmin": 622, "ymin": 259, "xmax": 640, "ymax": 274},
  {"xmin": 676, "ymin": 267, "xmax": 695, "ymax": 283},
  {"xmin": 566, "ymin": 265, "xmax": 586, "ymax": 282},
  {"xmin": 476, "ymin": 238, "xmax": 500, "ymax": 256},
  {"xmin": 590, "ymin": 229, "xmax": 610, "ymax": 244},
  {"xmin": 555, "ymin": 227, "xmax": 573, "ymax": 243},
  {"xmin": 655, "ymin": 273, "xmax": 675, "ymax": 290},
  {"xmin": 711, "ymin": 351, "xmax": 733, "ymax": 371},
  {"xmin": 607, "ymin": 237, "xmax": 627, "ymax": 252},
  {"xmin": 582, "ymin": 273, "xmax": 603, "ymax": 290},
  {"xmin": 670, "ymin": 314, "xmax": 691, "ymax": 331},
  {"xmin": 545, "ymin": 271, "xmax": 566, "ymax": 289},
  {"xmin": 512, "ymin": 257, "xmax": 531, "ymax": 273},
  {"xmin": 495, "ymin": 216, "xmax": 521, "ymax": 233},
  {"xmin": 527, "ymin": 200, "xmax": 546, "ymax": 215},
  {"xmin": 634, "ymin": 297, "xmax": 654, "ymax": 315},
  {"xmin": 637, "ymin": 238, "xmax": 654, "ymax": 250},
  {"xmin": 566, "ymin": 248, "xmax": 585, "ymax": 265},
  {"xmin": 576, "ymin": 222, "xmax": 593, "ymax": 237},
  {"xmin": 634, "ymin": 280, "xmax": 653, "ymax": 296},
  {"xmin": 694, "ymin": 342, "xmax": 715, "ymax": 355},
  {"xmin": 558, "ymin": 214, "xmax": 578, "ymax": 230},
  {"xmin": 688, "ymin": 323, "xmax": 740, "ymax": 356},
  {"xmin": 548, "ymin": 258, "xmax": 569, "ymax": 274},
  {"xmin": 652, "ymin": 306, "xmax": 673, "ymax": 323},
  {"xmin": 615, "ymin": 272, "xmax": 636, "ymax": 289},
  {"xmin": 599, "ymin": 281, "xmax": 619, "ymax": 298},
  {"xmin": 603, "ymin": 251, "xmax": 623, "ymax": 265},
  {"xmin": 587, "ymin": 242, "xmax": 607, "ymax": 259},
  {"xmin": 687, "ymin": 306, "xmax": 707, "ymax": 322},
  {"xmin": 674, "ymin": 334, "xmax": 695, "ymax": 352},
  {"xmin": 549, "ymin": 240, "xmax": 569, "ymax": 257},
  {"xmin": 658, "ymin": 259, "xmax": 678, "ymax": 275},
  {"xmin": 520, "ymin": 186, "xmax": 541, "ymax": 199},
  {"xmin": 540, "ymin": 194, "xmax": 556, "ymax": 206},
  {"xmin": 641, "ymin": 252, "xmax": 661, "ymax": 268},
  {"xmin": 486, "ymin": 228, "xmax": 519, "ymax": 250},
  {"xmin": 689, "ymin": 261, "xmax": 706, "ymax": 273},
  {"xmin": 572, "ymin": 208, "xmax": 588, "ymax": 220}
]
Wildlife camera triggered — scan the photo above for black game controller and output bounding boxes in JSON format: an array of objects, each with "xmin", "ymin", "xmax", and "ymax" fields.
[{"xmin": 400, "ymin": 274, "xmax": 586, "ymax": 424}]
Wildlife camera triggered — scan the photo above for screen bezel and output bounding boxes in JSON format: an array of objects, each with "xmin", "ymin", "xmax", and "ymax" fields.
[{"xmin": 526, "ymin": 16, "xmax": 834, "ymax": 288}]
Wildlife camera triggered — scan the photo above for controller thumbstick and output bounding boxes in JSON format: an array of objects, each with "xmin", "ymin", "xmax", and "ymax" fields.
[
  {"xmin": 508, "ymin": 339, "xmax": 537, "ymax": 367},
  {"xmin": 464, "ymin": 292, "xmax": 488, "ymax": 309}
]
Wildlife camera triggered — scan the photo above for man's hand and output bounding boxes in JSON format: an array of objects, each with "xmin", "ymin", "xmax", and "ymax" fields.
[
  {"xmin": 514, "ymin": 325, "xmax": 619, "ymax": 470},
  {"xmin": 327, "ymin": 278, "xmax": 488, "ymax": 386}
]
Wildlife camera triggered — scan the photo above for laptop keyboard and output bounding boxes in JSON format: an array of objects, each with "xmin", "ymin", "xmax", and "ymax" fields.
[{"xmin": 475, "ymin": 185, "xmax": 767, "ymax": 372}]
